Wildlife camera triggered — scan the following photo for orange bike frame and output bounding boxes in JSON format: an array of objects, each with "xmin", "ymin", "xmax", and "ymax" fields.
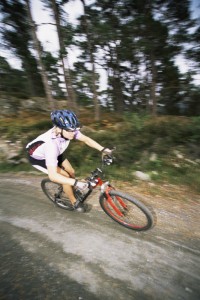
[{"xmin": 94, "ymin": 177, "xmax": 127, "ymax": 217}]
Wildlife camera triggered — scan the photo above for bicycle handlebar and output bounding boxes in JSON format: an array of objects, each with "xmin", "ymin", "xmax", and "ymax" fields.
[
  {"xmin": 102, "ymin": 154, "xmax": 113, "ymax": 165},
  {"xmin": 79, "ymin": 147, "xmax": 116, "ymax": 189},
  {"xmin": 74, "ymin": 148, "xmax": 116, "ymax": 192},
  {"xmin": 102, "ymin": 147, "xmax": 116, "ymax": 166}
]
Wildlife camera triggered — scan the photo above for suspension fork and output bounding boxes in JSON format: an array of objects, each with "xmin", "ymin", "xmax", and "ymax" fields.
[{"xmin": 104, "ymin": 187, "xmax": 126, "ymax": 217}]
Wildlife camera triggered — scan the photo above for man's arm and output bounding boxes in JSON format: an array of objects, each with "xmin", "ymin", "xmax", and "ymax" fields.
[
  {"xmin": 47, "ymin": 165, "xmax": 76, "ymax": 186},
  {"xmin": 77, "ymin": 133, "xmax": 106, "ymax": 152},
  {"xmin": 47, "ymin": 165, "xmax": 88, "ymax": 190}
]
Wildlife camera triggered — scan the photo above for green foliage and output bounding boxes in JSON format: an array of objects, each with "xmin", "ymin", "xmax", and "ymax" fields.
[
  {"xmin": 1, "ymin": 113, "xmax": 200, "ymax": 192},
  {"xmin": 188, "ymin": 117, "xmax": 200, "ymax": 143},
  {"xmin": 0, "ymin": 162, "xmax": 33, "ymax": 173},
  {"xmin": 0, "ymin": 56, "xmax": 29, "ymax": 99},
  {"xmin": 21, "ymin": 120, "xmax": 52, "ymax": 132}
]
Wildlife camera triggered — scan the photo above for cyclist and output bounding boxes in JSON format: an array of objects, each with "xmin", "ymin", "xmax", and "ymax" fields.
[{"xmin": 26, "ymin": 110, "xmax": 112, "ymax": 212}]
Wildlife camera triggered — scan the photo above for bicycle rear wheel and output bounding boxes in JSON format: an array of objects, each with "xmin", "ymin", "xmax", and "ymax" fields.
[
  {"xmin": 41, "ymin": 178, "xmax": 74, "ymax": 210},
  {"xmin": 99, "ymin": 190, "xmax": 153, "ymax": 231}
]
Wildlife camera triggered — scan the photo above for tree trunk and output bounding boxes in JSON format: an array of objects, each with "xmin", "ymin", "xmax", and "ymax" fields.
[
  {"xmin": 80, "ymin": 0, "xmax": 100, "ymax": 121},
  {"xmin": 51, "ymin": 0, "xmax": 77, "ymax": 111},
  {"xmin": 25, "ymin": 0, "xmax": 55, "ymax": 111},
  {"xmin": 150, "ymin": 53, "xmax": 157, "ymax": 116},
  {"xmin": 108, "ymin": 45, "xmax": 124, "ymax": 112}
]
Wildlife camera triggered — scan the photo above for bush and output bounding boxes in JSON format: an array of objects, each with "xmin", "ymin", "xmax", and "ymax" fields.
[{"xmin": 188, "ymin": 117, "xmax": 200, "ymax": 143}]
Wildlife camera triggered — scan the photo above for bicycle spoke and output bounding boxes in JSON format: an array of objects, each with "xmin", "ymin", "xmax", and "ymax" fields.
[
  {"xmin": 100, "ymin": 190, "xmax": 153, "ymax": 231},
  {"xmin": 45, "ymin": 182, "xmax": 61, "ymax": 201},
  {"xmin": 108, "ymin": 197, "xmax": 148, "ymax": 228},
  {"xmin": 41, "ymin": 179, "xmax": 74, "ymax": 210}
]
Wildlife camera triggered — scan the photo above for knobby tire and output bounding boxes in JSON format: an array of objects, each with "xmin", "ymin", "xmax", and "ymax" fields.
[{"xmin": 99, "ymin": 190, "xmax": 153, "ymax": 231}]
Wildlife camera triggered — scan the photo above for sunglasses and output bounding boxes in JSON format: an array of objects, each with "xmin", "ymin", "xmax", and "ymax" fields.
[{"xmin": 64, "ymin": 127, "xmax": 80, "ymax": 133}]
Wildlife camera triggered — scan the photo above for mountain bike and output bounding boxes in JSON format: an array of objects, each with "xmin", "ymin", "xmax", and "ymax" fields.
[{"xmin": 41, "ymin": 153, "xmax": 154, "ymax": 231}]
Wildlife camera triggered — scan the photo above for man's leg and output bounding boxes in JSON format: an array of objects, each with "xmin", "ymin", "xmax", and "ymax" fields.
[
  {"xmin": 58, "ymin": 159, "xmax": 77, "ymax": 205},
  {"xmin": 29, "ymin": 156, "xmax": 77, "ymax": 206}
]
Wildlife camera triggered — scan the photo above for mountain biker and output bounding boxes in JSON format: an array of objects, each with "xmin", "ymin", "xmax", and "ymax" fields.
[{"xmin": 26, "ymin": 109, "xmax": 112, "ymax": 212}]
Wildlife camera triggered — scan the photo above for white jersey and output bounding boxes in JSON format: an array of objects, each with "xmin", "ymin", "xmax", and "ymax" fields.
[{"xmin": 26, "ymin": 127, "xmax": 80, "ymax": 166}]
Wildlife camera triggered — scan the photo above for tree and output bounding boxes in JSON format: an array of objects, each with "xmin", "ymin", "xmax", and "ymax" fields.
[
  {"xmin": 104, "ymin": 0, "xmax": 194, "ymax": 115},
  {"xmin": 42, "ymin": 0, "xmax": 77, "ymax": 110},
  {"xmin": 0, "ymin": 56, "xmax": 28, "ymax": 99},
  {"xmin": 78, "ymin": 1, "xmax": 126, "ymax": 113},
  {"xmin": 42, "ymin": 52, "xmax": 65, "ymax": 98},
  {"xmin": 0, "ymin": 0, "xmax": 197, "ymax": 116},
  {"xmin": 54, "ymin": 0, "xmax": 101, "ymax": 119},
  {"xmin": 0, "ymin": 0, "xmax": 45, "ymax": 98},
  {"xmin": 25, "ymin": 0, "xmax": 55, "ymax": 110},
  {"xmin": 79, "ymin": 0, "xmax": 100, "ymax": 120},
  {"xmin": 186, "ymin": 25, "xmax": 200, "ymax": 70}
]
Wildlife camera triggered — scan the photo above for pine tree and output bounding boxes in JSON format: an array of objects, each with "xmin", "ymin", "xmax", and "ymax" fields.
[
  {"xmin": 42, "ymin": 0, "xmax": 77, "ymax": 110},
  {"xmin": 25, "ymin": 0, "xmax": 55, "ymax": 110},
  {"xmin": 0, "ymin": 0, "xmax": 45, "ymax": 98}
]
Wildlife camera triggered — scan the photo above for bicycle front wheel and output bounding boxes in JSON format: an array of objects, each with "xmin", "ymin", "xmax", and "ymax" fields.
[
  {"xmin": 99, "ymin": 190, "xmax": 153, "ymax": 231},
  {"xmin": 41, "ymin": 178, "xmax": 74, "ymax": 210}
]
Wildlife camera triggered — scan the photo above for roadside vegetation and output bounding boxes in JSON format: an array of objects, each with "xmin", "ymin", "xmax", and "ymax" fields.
[
  {"xmin": 0, "ymin": 1, "xmax": 199, "ymax": 201},
  {"xmin": 0, "ymin": 111, "xmax": 200, "ymax": 194}
]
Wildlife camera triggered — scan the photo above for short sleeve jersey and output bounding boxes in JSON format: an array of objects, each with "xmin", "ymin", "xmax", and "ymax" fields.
[{"xmin": 26, "ymin": 128, "xmax": 81, "ymax": 166}]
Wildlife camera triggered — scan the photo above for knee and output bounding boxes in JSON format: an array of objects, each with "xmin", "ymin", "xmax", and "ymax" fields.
[
  {"xmin": 62, "ymin": 160, "xmax": 75, "ymax": 176},
  {"xmin": 63, "ymin": 166, "xmax": 75, "ymax": 178}
]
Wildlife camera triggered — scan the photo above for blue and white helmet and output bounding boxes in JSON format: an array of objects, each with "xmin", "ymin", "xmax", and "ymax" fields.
[{"xmin": 51, "ymin": 110, "xmax": 80, "ymax": 130}]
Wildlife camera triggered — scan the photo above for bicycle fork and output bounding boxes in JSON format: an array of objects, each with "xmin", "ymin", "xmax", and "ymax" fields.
[{"xmin": 101, "ymin": 182, "xmax": 127, "ymax": 217}]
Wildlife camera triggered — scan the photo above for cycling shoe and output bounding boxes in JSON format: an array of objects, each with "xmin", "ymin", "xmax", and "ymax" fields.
[{"xmin": 73, "ymin": 201, "xmax": 86, "ymax": 213}]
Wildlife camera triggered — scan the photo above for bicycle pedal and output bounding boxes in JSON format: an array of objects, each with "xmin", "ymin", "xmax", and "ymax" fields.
[{"xmin": 73, "ymin": 201, "xmax": 87, "ymax": 213}]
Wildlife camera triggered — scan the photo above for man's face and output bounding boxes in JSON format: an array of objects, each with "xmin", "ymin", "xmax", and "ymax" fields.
[{"xmin": 62, "ymin": 129, "xmax": 76, "ymax": 140}]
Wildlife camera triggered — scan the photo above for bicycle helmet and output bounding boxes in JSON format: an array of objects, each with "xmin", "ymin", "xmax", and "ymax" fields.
[{"xmin": 51, "ymin": 110, "xmax": 80, "ymax": 131}]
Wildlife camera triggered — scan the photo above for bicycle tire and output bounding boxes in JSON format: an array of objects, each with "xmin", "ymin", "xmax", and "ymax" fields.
[
  {"xmin": 41, "ymin": 178, "xmax": 74, "ymax": 211},
  {"xmin": 99, "ymin": 190, "xmax": 153, "ymax": 231}
]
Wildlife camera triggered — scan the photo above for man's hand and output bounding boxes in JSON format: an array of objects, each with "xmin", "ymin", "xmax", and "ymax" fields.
[
  {"xmin": 101, "ymin": 147, "xmax": 112, "ymax": 155},
  {"xmin": 101, "ymin": 147, "xmax": 115, "ymax": 165}
]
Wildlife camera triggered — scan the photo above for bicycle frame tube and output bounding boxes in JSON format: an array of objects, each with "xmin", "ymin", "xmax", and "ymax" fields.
[
  {"xmin": 86, "ymin": 165, "xmax": 127, "ymax": 217},
  {"xmin": 78, "ymin": 176, "xmax": 103, "ymax": 203},
  {"xmin": 81, "ymin": 189, "xmax": 93, "ymax": 202},
  {"xmin": 96, "ymin": 177, "xmax": 103, "ymax": 186}
]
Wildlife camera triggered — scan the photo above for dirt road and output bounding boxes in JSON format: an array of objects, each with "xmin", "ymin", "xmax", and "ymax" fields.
[{"xmin": 0, "ymin": 174, "xmax": 199, "ymax": 300}]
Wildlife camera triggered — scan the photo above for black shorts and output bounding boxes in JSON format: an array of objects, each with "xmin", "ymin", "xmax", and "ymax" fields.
[{"xmin": 28, "ymin": 154, "xmax": 65, "ymax": 170}]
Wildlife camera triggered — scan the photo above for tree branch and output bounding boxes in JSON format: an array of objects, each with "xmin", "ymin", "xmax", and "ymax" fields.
[{"xmin": 37, "ymin": 22, "xmax": 56, "ymax": 26}]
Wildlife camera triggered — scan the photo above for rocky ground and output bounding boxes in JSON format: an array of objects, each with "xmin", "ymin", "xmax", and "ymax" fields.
[{"xmin": 0, "ymin": 173, "xmax": 199, "ymax": 300}]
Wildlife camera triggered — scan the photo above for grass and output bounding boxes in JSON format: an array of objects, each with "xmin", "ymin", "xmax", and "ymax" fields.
[{"xmin": 0, "ymin": 162, "xmax": 33, "ymax": 173}]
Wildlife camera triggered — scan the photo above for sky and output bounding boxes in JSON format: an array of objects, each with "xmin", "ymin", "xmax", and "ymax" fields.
[
  {"xmin": 29, "ymin": 0, "xmax": 200, "ymax": 53},
  {"xmin": 191, "ymin": 0, "xmax": 200, "ymax": 19},
  {"xmin": 0, "ymin": 0, "xmax": 84, "ymax": 68},
  {"xmin": 32, "ymin": 0, "xmax": 200, "ymax": 86},
  {"xmin": 31, "ymin": 0, "xmax": 82, "ymax": 55},
  {"xmin": 0, "ymin": 0, "xmax": 200, "ymax": 86}
]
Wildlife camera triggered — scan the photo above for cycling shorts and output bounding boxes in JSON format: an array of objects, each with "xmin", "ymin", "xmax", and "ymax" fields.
[{"xmin": 27, "ymin": 154, "xmax": 65, "ymax": 174}]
